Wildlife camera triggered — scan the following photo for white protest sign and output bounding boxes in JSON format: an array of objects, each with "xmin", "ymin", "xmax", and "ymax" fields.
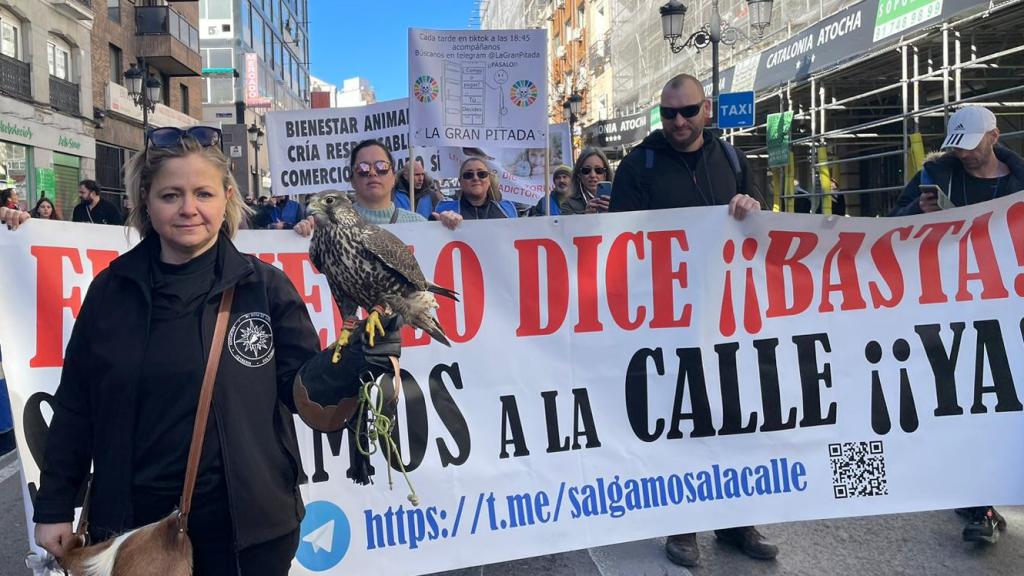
[
  {"xmin": 266, "ymin": 98, "xmax": 440, "ymax": 196},
  {"xmin": 409, "ymin": 28, "xmax": 548, "ymax": 148},
  {"xmin": 3, "ymin": 195, "xmax": 1024, "ymax": 575},
  {"xmin": 440, "ymin": 123, "xmax": 572, "ymax": 206}
]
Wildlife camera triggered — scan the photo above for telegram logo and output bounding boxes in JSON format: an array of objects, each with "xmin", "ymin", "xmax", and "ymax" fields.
[{"xmin": 296, "ymin": 500, "xmax": 351, "ymax": 571}]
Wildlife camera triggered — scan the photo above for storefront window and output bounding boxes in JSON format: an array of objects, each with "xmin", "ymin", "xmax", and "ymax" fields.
[{"xmin": 0, "ymin": 141, "xmax": 29, "ymax": 209}]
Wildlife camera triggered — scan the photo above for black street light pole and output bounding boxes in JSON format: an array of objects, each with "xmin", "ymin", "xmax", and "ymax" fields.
[
  {"xmin": 563, "ymin": 93, "xmax": 583, "ymax": 161},
  {"xmin": 660, "ymin": 0, "xmax": 774, "ymax": 129},
  {"xmin": 124, "ymin": 58, "xmax": 162, "ymax": 147},
  {"xmin": 247, "ymin": 122, "xmax": 265, "ymax": 200}
]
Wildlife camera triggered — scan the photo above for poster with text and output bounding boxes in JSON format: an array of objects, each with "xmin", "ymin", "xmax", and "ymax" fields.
[
  {"xmin": 409, "ymin": 28, "xmax": 548, "ymax": 148},
  {"xmin": 5, "ymin": 195, "xmax": 1024, "ymax": 574},
  {"xmin": 267, "ymin": 98, "xmax": 440, "ymax": 196},
  {"xmin": 440, "ymin": 123, "xmax": 571, "ymax": 206}
]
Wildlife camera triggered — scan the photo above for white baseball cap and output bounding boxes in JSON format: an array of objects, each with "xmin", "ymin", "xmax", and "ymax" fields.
[{"xmin": 941, "ymin": 106, "xmax": 997, "ymax": 150}]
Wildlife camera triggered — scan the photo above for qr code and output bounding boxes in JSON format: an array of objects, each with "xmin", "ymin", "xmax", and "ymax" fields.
[{"xmin": 829, "ymin": 441, "xmax": 888, "ymax": 499}]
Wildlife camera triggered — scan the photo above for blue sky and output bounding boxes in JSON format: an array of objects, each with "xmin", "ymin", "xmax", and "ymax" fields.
[{"xmin": 309, "ymin": 1, "xmax": 479, "ymax": 101}]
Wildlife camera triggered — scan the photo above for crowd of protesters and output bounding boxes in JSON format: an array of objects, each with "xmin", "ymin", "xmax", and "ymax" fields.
[{"xmin": 1, "ymin": 69, "xmax": 1020, "ymax": 571}]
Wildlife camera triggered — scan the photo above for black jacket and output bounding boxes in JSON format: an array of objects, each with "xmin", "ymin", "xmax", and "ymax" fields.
[
  {"xmin": 33, "ymin": 233, "xmax": 320, "ymax": 549},
  {"xmin": 72, "ymin": 199, "xmax": 124, "ymax": 226},
  {"xmin": 890, "ymin": 145, "xmax": 1024, "ymax": 216},
  {"xmin": 610, "ymin": 129, "xmax": 754, "ymax": 212}
]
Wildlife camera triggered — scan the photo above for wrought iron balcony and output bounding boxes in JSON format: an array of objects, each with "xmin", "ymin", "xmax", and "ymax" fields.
[
  {"xmin": 0, "ymin": 53, "xmax": 31, "ymax": 100},
  {"xmin": 50, "ymin": 75, "xmax": 81, "ymax": 115}
]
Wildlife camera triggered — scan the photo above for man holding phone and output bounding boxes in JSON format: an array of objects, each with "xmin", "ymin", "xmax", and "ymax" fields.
[
  {"xmin": 892, "ymin": 106, "xmax": 1024, "ymax": 216},
  {"xmin": 890, "ymin": 105, "xmax": 1023, "ymax": 546}
]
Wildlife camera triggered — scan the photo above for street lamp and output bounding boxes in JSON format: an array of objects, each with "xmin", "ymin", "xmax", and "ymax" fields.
[
  {"xmin": 124, "ymin": 60, "xmax": 162, "ymax": 146},
  {"xmin": 247, "ymin": 121, "xmax": 265, "ymax": 199},
  {"xmin": 563, "ymin": 93, "xmax": 583, "ymax": 159},
  {"xmin": 660, "ymin": 0, "xmax": 773, "ymax": 128}
]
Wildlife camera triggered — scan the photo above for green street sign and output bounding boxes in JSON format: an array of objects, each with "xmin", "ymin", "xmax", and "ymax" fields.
[
  {"xmin": 649, "ymin": 106, "xmax": 662, "ymax": 132},
  {"xmin": 874, "ymin": 0, "xmax": 943, "ymax": 41},
  {"xmin": 766, "ymin": 111, "xmax": 794, "ymax": 168},
  {"xmin": 202, "ymin": 67, "xmax": 237, "ymax": 78}
]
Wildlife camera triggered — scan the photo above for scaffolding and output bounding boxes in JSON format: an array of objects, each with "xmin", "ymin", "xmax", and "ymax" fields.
[
  {"xmin": 722, "ymin": 0, "xmax": 1024, "ymax": 216},
  {"xmin": 609, "ymin": 0, "xmax": 853, "ymax": 116}
]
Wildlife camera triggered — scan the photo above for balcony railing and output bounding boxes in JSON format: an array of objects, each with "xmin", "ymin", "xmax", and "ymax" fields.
[
  {"xmin": 0, "ymin": 53, "xmax": 31, "ymax": 100},
  {"xmin": 49, "ymin": 75, "xmax": 80, "ymax": 115},
  {"xmin": 136, "ymin": 5, "xmax": 199, "ymax": 52}
]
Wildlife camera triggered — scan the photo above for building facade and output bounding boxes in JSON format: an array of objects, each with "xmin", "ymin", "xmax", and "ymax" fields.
[
  {"xmin": 199, "ymin": 0, "xmax": 310, "ymax": 199},
  {"xmin": 337, "ymin": 76, "xmax": 375, "ymax": 107},
  {"xmin": 91, "ymin": 0, "xmax": 203, "ymax": 208},
  {"xmin": 0, "ymin": 0, "xmax": 96, "ymax": 217},
  {"xmin": 309, "ymin": 74, "xmax": 336, "ymax": 109},
  {"xmin": 480, "ymin": 0, "xmax": 613, "ymax": 155}
]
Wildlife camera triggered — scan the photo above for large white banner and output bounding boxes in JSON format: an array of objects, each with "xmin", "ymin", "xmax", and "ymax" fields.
[
  {"xmin": 2, "ymin": 196, "xmax": 1024, "ymax": 575},
  {"xmin": 266, "ymin": 98, "xmax": 441, "ymax": 196},
  {"xmin": 440, "ymin": 123, "xmax": 572, "ymax": 206},
  {"xmin": 409, "ymin": 28, "xmax": 548, "ymax": 148}
]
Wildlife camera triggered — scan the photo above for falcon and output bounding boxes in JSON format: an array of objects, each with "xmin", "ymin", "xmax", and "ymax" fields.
[{"xmin": 306, "ymin": 191, "xmax": 458, "ymax": 361}]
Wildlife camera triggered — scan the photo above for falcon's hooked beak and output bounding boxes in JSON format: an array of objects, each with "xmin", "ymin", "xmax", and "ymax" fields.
[{"xmin": 306, "ymin": 194, "xmax": 331, "ymax": 225}]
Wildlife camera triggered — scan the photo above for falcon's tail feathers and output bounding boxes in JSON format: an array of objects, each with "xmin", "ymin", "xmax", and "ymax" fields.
[
  {"xmin": 427, "ymin": 283, "xmax": 460, "ymax": 302},
  {"xmin": 423, "ymin": 318, "xmax": 452, "ymax": 347}
]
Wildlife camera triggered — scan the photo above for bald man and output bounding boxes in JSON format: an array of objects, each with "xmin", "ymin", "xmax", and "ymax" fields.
[
  {"xmin": 610, "ymin": 74, "xmax": 761, "ymax": 219},
  {"xmin": 610, "ymin": 74, "xmax": 776, "ymax": 567}
]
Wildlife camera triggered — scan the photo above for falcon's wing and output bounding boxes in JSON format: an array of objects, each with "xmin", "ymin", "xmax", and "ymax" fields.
[{"xmin": 361, "ymin": 226, "xmax": 429, "ymax": 289}]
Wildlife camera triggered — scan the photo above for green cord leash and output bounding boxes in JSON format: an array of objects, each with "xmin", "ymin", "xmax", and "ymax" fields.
[{"xmin": 354, "ymin": 370, "xmax": 420, "ymax": 506}]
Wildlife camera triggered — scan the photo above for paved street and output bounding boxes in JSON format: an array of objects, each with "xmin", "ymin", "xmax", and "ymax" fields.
[{"xmin": 1, "ymin": 446, "xmax": 1021, "ymax": 575}]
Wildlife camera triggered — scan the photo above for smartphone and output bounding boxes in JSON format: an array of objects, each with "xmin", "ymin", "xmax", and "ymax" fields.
[
  {"xmin": 920, "ymin": 184, "xmax": 953, "ymax": 210},
  {"xmin": 596, "ymin": 181, "xmax": 613, "ymax": 198}
]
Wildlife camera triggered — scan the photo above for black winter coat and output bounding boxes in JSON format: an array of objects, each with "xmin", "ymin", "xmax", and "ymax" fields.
[
  {"xmin": 609, "ymin": 129, "xmax": 754, "ymax": 212},
  {"xmin": 32, "ymin": 233, "xmax": 320, "ymax": 549},
  {"xmin": 890, "ymin": 145, "xmax": 1024, "ymax": 216}
]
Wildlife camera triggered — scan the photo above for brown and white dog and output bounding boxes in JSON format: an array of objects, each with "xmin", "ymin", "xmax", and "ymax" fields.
[{"xmin": 60, "ymin": 512, "xmax": 192, "ymax": 576}]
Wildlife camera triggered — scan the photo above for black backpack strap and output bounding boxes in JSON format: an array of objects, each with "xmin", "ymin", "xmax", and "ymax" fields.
[{"xmin": 720, "ymin": 140, "xmax": 744, "ymax": 188}]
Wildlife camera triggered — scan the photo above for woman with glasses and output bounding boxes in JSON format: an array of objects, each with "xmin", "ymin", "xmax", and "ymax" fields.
[
  {"xmin": 346, "ymin": 140, "xmax": 425, "ymax": 225},
  {"xmin": 431, "ymin": 157, "xmax": 518, "ymax": 228},
  {"xmin": 532, "ymin": 149, "xmax": 614, "ymax": 216},
  {"xmin": 0, "ymin": 126, "xmax": 372, "ymax": 575}
]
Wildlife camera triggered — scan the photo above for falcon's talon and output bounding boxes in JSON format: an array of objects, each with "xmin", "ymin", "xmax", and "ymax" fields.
[
  {"xmin": 365, "ymin": 310, "xmax": 386, "ymax": 348},
  {"xmin": 331, "ymin": 328, "xmax": 353, "ymax": 364}
]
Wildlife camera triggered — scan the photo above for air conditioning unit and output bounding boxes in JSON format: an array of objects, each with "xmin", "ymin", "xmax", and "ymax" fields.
[{"xmin": 556, "ymin": 45, "xmax": 566, "ymax": 58}]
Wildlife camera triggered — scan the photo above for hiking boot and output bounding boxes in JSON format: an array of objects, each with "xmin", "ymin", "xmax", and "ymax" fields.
[
  {"xmin": 665, "ymin": 533, "xmax": 700, "ymax": 567},
  {"xmin": 715, "ymin": 526, "xmax": 779, "ymax": 560},
  {"xmin": 963, "ymin": 507, "xmax": 1007, "ymax": 544}
]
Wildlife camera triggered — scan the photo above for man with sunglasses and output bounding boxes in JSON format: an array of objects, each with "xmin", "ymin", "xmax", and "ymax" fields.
[
  {"xmin": 610, "ymin": 74, "xmax": 760, "ymax": 221},
  {"xmin": 611, "ymin": 74, "xmax": 775, "ymax": 568}
]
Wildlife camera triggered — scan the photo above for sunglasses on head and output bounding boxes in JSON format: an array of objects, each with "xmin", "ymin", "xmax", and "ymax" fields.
[
  {"xmin": 580, "ymin": 166, "xmax": 607, "ymax": 176},
  {"xmin": 354, "ymin": 160, "xmax": 392, "ymax": 177},
  {"xmin": 660, "ymin": 104, "xmax": 703, "ymax": 120},
  {"xmin": 147, "ymin": 126, "xmax": 223, "ymax": 151},
  {"xmin": 461, "ymin": 170, "xmax": 492, "ymax": 181}
]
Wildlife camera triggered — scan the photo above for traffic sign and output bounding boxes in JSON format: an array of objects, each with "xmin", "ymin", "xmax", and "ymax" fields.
[{"xmin": 718, "ymin": 91, "xmax": 755, "ymax": 129}]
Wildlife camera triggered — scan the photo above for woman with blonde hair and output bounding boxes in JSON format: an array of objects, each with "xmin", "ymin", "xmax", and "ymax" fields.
[
  {"xmin": 431, "ymin": 157, "xmax": 518, "ymax": 228},
  {"xmin": 3, "ymin": 126, "xmax": 323, "ymax": 574}
]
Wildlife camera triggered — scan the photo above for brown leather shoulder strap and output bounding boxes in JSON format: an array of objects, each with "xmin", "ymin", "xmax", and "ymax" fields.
[{"xmin": 178, "ymin": 287, "xmax": 235, "ymax": 530}]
